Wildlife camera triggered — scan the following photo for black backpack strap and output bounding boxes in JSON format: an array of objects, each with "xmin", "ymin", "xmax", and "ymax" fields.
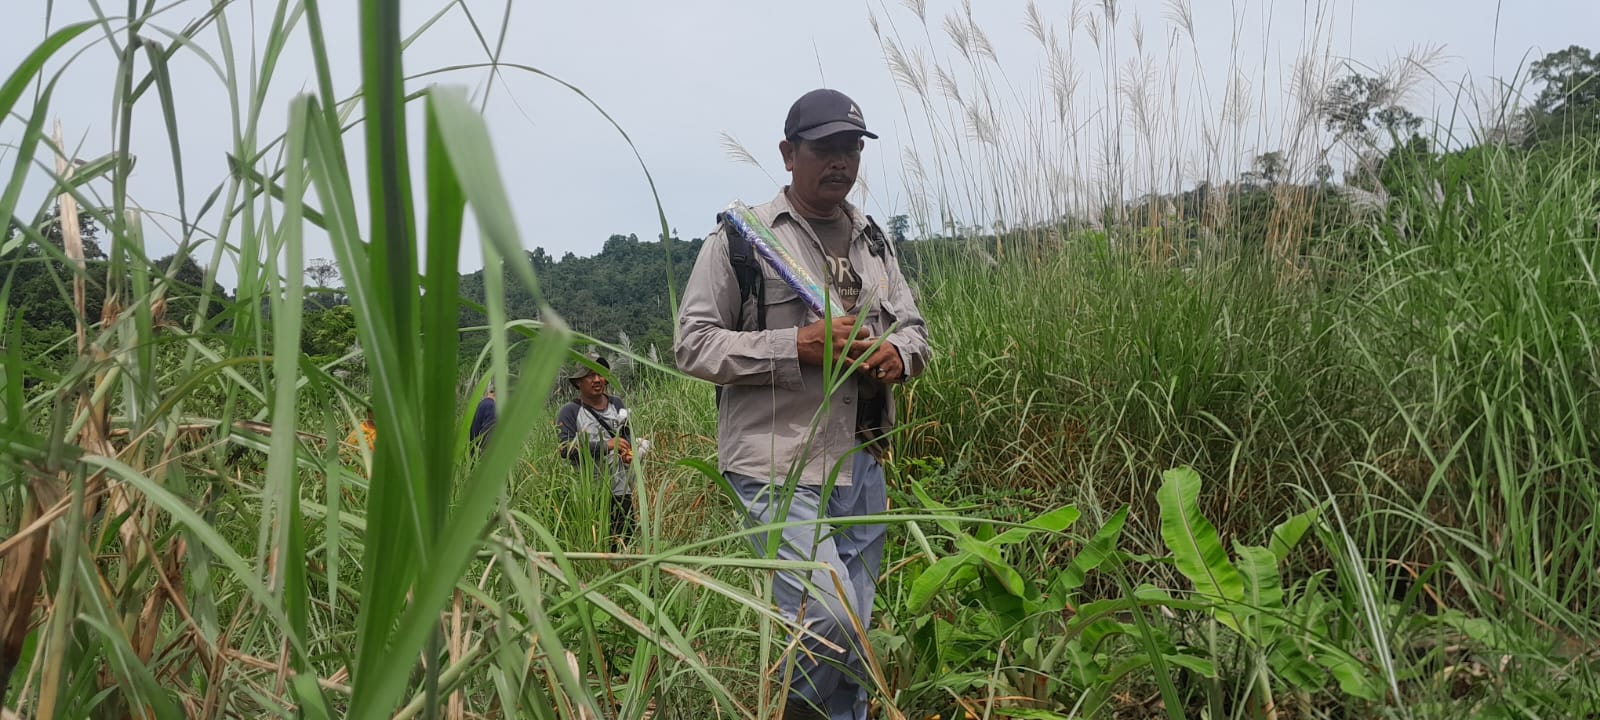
[
  {"xmin": 716, "ymin": 216, "xmax": 770, "ymax": 409},
  {"xmin": 721, "ymin": 217, "xmax": 767, "ymax": 331},
  {"xmin": 581, "ymin": 403, "xmax": 617, "ymax": 438},
  {"xmin": 862, "ymin": 214, "xmax": 893, "ymax": 259}
]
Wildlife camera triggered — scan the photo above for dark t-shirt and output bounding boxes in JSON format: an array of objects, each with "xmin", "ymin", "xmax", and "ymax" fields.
[
  {"xmin": 469, "ymin": 396, "xmax": 496, "ymax": 447},
  {"xmin": 805, "ymin": 214, "xmax": 862, "ymax": 311},
  {"xmin": 805, "ymin": 213, "xmax": 886, "ymax": 441}
]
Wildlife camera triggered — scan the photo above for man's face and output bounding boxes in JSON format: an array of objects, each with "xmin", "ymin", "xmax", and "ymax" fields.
[
  {"xmin": 577, "ymin": 372, "xmax": 607, "ymax": 396},
  {"xmin": 782, "ymin": 133, "xmax": 865, "ymax": 213}
]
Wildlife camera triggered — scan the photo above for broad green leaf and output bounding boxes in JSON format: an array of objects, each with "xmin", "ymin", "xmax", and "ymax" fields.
[
  {"xmin": 947, "ymin": 562, "xmax": 981, "ymax": 593},
  {"xmin": 1234, "ymin": 543, "xmax": 1285, "ymax": 640},
  {"xmin": 987, "ymin": 559, "xmax": 1028, "ymax": 598},
  {"xmin": 1235, "ymin": 543, "xmax": 1285, "ymax": 612},
  {"xmin": 1082, "ymin": 619, "xmax": 1131, "ymax": 652},
  {"xmin": 1268, "ymin": 641, "xmax": 1325, "ymax": 691},
  {"xmin": 1064, "ymin": 642, "xmax": 1105, "ymax": 687},
  {"xmin": 1268, "ymin": 507, "xmax": 1318, "ymax": 562},
  {"xmin": 1432, "ymin": 610, "xmax": 1509, "ymax": 650},
  {"xmin": 996, "ymin": 709, "xmax": 1076, "ymax": 720},
  {"xmin": 909, "ymin": 478, "xmax": 961, "ymax": 534},
  {"xmin": 954, "ymin": 533, "xmax": 1026, "ymax": 596},
  {"xmin": 1163, "ymin": 653, "xmax": 1218, "ymax": 678},
  {"xmin": 909, "ymin": 554, "xmax": 968, "ymax": 611},
  {"xmin": 1157, "ymin": 467, "xmax": 1244, "ymax": 607},
  {"xmin": 954, "ymin": 532, "xmax": 1004, "ymax": 565},
  {"xmin": 992, "ymin": 505, "xmax": 1080, "ymax": 545},
  {"xmin": 1051, "ymin": 506, "xmax": 1127, "ymax": 598},
  {"xmin": 1316, "ymin": 647, "xmax": 1381, "ymax": 700}
]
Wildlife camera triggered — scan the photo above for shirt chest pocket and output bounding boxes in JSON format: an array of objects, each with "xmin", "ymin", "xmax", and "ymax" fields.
[
  {"xmin": 854, "ymin": 261, "xmax": 895, "ymax": 332},
  {"xmin": 756, "ymin": 276, "xmax": 811, "ymax": 329}
]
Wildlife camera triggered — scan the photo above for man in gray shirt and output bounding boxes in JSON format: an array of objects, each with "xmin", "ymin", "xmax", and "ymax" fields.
[
  {"xmin": 556, "ymin": 354, "xmax": 636, "ymax": 547},
  {"xmin": 675, "ymin": 89, "xmax": 931, "ymax": 720}
]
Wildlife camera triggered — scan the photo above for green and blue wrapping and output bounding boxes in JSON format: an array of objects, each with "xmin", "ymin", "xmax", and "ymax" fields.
[{"xmin": 719, "ymin": 200, "xmax": 847, "ymax": 319}]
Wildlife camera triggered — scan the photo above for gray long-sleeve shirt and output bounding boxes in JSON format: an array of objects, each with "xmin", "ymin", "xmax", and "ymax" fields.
[{"xmin": 674, "ymin": 189, "xmax": 931, "ymax": 487}]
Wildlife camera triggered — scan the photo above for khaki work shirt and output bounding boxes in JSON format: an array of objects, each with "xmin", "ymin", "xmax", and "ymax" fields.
[{"xmin": 674, "ymin": 189, "xmax": 932, "ymax": 486}]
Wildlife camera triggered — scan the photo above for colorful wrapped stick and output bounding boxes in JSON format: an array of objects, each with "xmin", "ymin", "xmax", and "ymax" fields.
[{"xmin": 719, "ymin": 200, "xmax": 847, "ymax": 319}]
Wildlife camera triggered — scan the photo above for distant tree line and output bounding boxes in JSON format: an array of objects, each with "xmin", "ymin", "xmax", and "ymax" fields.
[
  {"xmin": 455, "ymin": 232, "xmax": 704, "ymax": 364},
  {"xmin": 4, "ymin": 206, "xmax": 225, "ymax": 381}
]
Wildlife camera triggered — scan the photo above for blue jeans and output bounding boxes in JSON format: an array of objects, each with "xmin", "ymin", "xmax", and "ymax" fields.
[{"xmin": 726, "ymin": 452, "xmax": 888, "ymax": 720}]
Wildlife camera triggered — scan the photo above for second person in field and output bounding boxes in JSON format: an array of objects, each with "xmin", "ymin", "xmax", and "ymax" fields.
[{"xmin": 555, "ymin": 354, "xmax": 638, "ymax": 549}]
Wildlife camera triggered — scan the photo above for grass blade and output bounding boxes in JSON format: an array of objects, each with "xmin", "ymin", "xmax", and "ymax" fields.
[{"xmin": 273, "ymin": 94, "xmax": 313, "ymax": 671}]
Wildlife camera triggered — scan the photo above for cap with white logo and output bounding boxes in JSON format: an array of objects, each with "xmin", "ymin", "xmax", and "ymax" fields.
[{"xmin": 784, "ymin": 89, "xmax": 878, "ymax": 141}]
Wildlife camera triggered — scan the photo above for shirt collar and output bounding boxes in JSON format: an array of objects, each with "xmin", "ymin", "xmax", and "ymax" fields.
[{"xmin": 767, "ymin": 187, "xmax": 868, "ymax": 232}]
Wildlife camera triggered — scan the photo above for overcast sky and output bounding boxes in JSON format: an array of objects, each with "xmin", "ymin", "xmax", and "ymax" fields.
[{"xmin": 4, "ymin": 0, "xmax": 1596, "ymax": 288}]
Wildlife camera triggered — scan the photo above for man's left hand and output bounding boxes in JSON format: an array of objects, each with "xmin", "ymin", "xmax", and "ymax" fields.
[{"xmin": 858, "ymin": 341, "xmax": 905, "ymax": 384}]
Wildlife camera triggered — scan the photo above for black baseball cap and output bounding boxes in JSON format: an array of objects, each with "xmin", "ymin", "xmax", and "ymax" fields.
[{"xmin": 784, "ymin": 89, "xmax": 878, "ymax": 141}]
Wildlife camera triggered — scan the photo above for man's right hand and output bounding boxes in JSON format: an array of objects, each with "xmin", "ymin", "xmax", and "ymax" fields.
[
  {"xmin": 607, "ymin": 437, "xmax": 632, "ymax": 455},
  {"xmin": 796, "ymin": 316, "xmax": 874, "ymax": 366}
]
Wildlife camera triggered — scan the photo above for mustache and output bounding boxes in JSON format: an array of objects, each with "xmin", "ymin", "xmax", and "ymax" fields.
[{"xmin": 823, "ymin": 174, "xmax": 851, "ymax": 183}]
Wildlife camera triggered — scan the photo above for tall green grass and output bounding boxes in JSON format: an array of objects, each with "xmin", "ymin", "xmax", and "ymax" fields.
[
  {"xmin": 0, "ymin": 4, "xmax": 872, "ymax": 719},
  {"xmin": 865, "ymin": 1, "xmax": 1600, "ymax": 716},
  {"xmin": 1349, "ymin": 139, "xmax": 1600, "ymax": 629}
]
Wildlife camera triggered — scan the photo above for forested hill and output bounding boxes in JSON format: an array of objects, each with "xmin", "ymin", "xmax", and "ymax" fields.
[{"xmin": 458, "ymin": 233, "xmax": 705, "ymax": 359}]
